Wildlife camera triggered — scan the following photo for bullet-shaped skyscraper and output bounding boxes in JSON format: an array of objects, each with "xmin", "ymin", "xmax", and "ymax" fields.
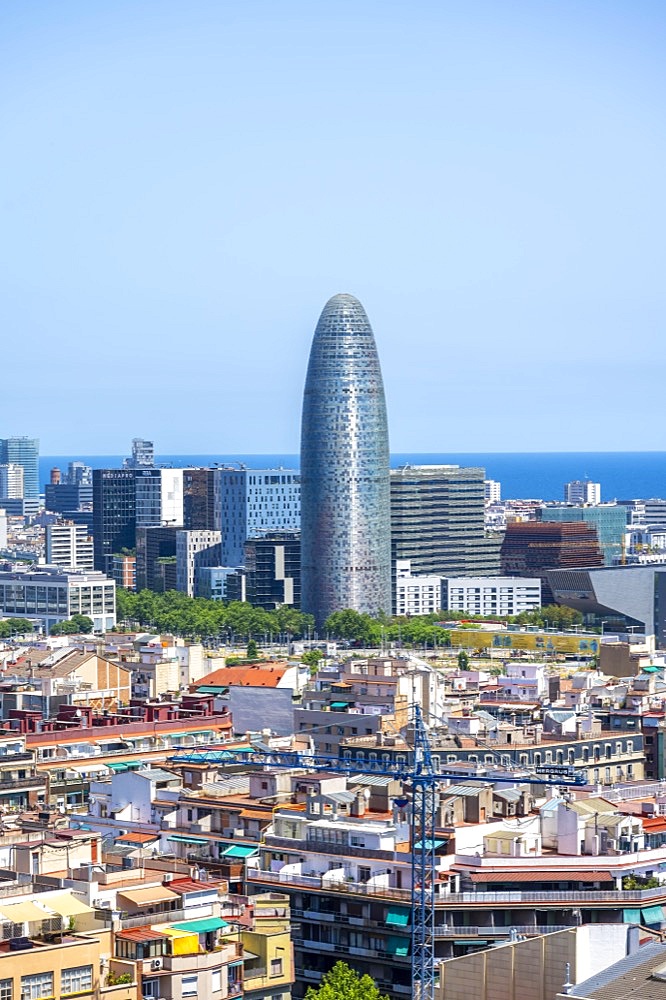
[{"xmin": 300, "ymin": 293, "xmax": 392, "ymax": 625}]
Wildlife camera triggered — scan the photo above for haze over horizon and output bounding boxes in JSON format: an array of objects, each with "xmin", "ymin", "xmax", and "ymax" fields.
[{"xmin": 2, "ymin": 1, "xmax": 664, "ymax": 453}]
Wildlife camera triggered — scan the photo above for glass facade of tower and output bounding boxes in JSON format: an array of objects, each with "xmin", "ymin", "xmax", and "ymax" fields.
[
  {"xmin": 0, "ymin": 437, "xmax": 39, "ymax": 498},
  {"xmin": 300, "ymin": 294, "xmax": 392, "ymax": 625}
]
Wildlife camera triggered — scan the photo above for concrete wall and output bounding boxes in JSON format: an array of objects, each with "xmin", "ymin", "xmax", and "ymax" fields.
[{"xmin": 437, "ymin": 925, "xmax": 634, "ymax": 1000}]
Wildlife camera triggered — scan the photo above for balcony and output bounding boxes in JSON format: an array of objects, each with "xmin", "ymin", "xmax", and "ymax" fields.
[
  {"xmin": 0, "ymin": 775, "xmax": 45, "ymax": 792},
  {"xmin": 250, "ymin": 869, "xmax": 666, "ymax": 910}
]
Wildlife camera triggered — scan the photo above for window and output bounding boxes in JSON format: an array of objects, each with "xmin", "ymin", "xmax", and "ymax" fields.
[
  {"xmin": 211, "ymin": 970, "xmax": 222, "ymax": 993},
  {"xmin": 0, "ymin": 980, "xmax": 11, "ymax": 1000},
  {"xmin": 21, "ymin": 974, "xmax": 54, "ymax": 1000},
  {"xmin": 61, "ymin": 966, "xmax": 93, "ymax": 995},
  {"xmin": 182, "ymin": 976, "xmax": 198, "ymax": 997},
  {"xmin": 270, "ymin": 959, "xmax": 283, "ymax": 976}
]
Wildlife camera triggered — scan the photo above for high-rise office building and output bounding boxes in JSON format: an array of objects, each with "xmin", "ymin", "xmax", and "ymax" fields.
[
  {"xmin": 539, "ymin": 503, "xmax": 627, "ymax": 566},
  {"xmin": 66, "ymin": 461, "xmax": 92, "ymax": 486},
  {"xmin": 219, "ymin": 467, "xmax": 300, "ymax": 566},
  {"xmin": 564, "ymin": 479, "xmax": 601, "ymax": 505},
  {"xmin": 0, "ymin": 438, "xmax": 39, "ymax": 498},
  {"xmin": 0, "ymin": 464, "xmax": 24, "ymax": 499},
  {"xmin": 244, "ymin": 531, "xmax": 301, "ymax": 610},
  {"xmin": 500, "ymin": 521, "xmax": 603, "ymax": 604},
  {"xmin": 184, "ymin": 468, "xmax": 221, "ymax": 531},
  {"xmin": 484, "ymin": 479, "xmax": 501, "ymax": 504},
  {"xmin": 134, "ymin": 469, "xmax": 184, "ymax": 528},
  {"xmin": 136, "ymin": 526, "xmax": 179, "ymax": 592},
  {"xmin": 390, "ymin": 465, "xmax": 501, "ymax": 596},
  {"xmin": 92, "ymin": 469, "xmax": 136, "ymax": 574},
  {"xmin": 176, "ymin": 529, "xmax": 222, "ymax": 597},
  {"xmin": 300, "ymin": 293, "xmax": 392, "ymax": 625}
]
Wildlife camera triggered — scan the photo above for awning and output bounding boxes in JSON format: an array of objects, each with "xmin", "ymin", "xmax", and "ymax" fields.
[
  {"xmin": 171, "ymin": 916, "xmax": 229, "ymax": 934},
  {"xmin": 454, "ymin": 939, "xmax": 488, "ymax": 946},
  {"xmin": 106, "ymin": 762, "xmax": 130, "ymax": 772},
  {"xmin": 623, "ymin": 908, "xmax": 642, "ymax": 923},
  {"xmin": 642, "ymin": 905, "xmax": 664, "ymax": 925},
  {"xmin": 39, "ymin": 893, "xmax": 93, "ymax": 918},
  {"xmin": 167, "ymin": 834, "xmax": 208, "ymax": 845},
  {"xmin": 221, "ymin": 845, "xmax": 258, "ymax": 858},
  {"xmin": 385, "ymin": 935, "xmax": 409, "ymax": 957},
  {"xmin": 194, "ymin": 686, "xmax": 224, "ymax": 694},
  {"xmin": 117, "ymin": 885, "xmax": 180, "ymax": 906},
  {"xmin": 413, "ymin": 840, "xmax": 445, "ymax": 851},
  {"xmin": 386, "ymin": 906, "xmax": 410, "ymax": 928},
  {"xmin": 330, "ymin": 702, "xmax": 350, "ymax": 709},
  {"xmin": 0, "ymin": 901, "xmax": 53, "ymax": 923}
]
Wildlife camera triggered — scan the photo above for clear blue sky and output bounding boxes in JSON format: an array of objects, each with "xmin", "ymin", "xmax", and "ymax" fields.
[{"xmin": 1, "ymin": 1, "xmax": 664, "ymax": 454}]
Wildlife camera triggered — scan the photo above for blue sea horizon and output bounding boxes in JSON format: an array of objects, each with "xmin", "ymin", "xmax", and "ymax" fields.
[{"xmin": 40, "ymin": 452, "xmax": 666, "ymax": 503}]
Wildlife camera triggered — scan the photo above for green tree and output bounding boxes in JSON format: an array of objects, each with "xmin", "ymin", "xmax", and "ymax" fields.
[
  {"xmin": 70, "ymin": 614, "xmax": 94, "ymax": 634},
  {"xmin": 457, "ymin": 649, "xmax": 470, "ymax": 671},
  {"xmin": 302, "ymin": 648, "xmax": 324, "ymax": 673},
  {"xmin": 304, "ymin": 961, "xmax": 389, "ymax": 1000},
  {"xmin": 246, "ymin": 638, "xmax": 259, "ymax": 660},
  {"xmin": 0, "ymin": 617, "xmax": 35, "ymax": 637}
]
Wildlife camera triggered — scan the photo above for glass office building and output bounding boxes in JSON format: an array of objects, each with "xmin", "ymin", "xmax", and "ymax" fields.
[
  {"xmin": 0, "ymin": 437, "xmax": 39, "ymax": 498},
  {"xmin": 300, "ymin": 293, "xmax": 392, "ymax": 626}
]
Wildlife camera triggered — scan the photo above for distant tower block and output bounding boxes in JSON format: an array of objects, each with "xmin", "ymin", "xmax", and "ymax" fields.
[
  {"xmin": 50, "ymin": 467, "xmax": 61, "ymax": 485},
  {"xmin": 484, "ymin": 479, "xmax": 501, "ymax": 504},
  {"xmin": 300, "ymin": 294, "xmax": 392, "ymax": 626},
  {"xmin": 565, "ymin": 479, "xmax": 601, "ymax": 505}
]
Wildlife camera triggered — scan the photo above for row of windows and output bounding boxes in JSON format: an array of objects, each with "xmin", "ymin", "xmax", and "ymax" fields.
[{"xmin": 3, "ymin": 966, "xmax": 93, "ymax": 1000}]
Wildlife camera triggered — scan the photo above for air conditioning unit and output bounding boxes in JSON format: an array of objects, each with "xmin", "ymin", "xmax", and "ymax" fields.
[{"xmin": 151, "ymin": 959, "xmax": 162, "ymax": 970}]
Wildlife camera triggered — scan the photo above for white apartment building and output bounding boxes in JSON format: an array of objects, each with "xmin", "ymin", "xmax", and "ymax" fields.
[
  {"xmin": 134, "ymin": 468, "xmax": 184, "ymax": 527},
  {"xmin": 442, "ymin": 576, "xmax": 542, "ymax": 616},
  {"xmin": 176, "ymin": 529, "xmax": 222, "ymax": 597},
  {"xmin": 0, "ymin": 510, "xmax": 6, "ymax": 550},
  {"xmin": 45, "ymin": 522, "xmax": 94, "ymax": 571},
  {"xmin": 565, "ymin": 479, "xmax": 601, "ymax": 505},
  {"xmin": 219, "ymin": 467, "xmax": 300, "ymax": 565},
  {"xmin": 484, "ymin": 479, "xmax": 501, "ymax": 504},
  {"xmin": 395, "ymin": 559, "xmax": 443, "ymax": 616},
  {"xmin": 0, "ymin": 463, "xmax": 24, "ymax": 499},
  {"xmin": 0, "ymin": 565, "xmax": 116, "ymax": 632}
]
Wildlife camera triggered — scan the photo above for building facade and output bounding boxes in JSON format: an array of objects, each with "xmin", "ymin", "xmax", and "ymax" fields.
[
  {"xmin": 176, "ymin": 529, "xmax": 222, "ymax": 597},
  {"xmin": 0, "ymin": 437, "xmax": 39, "ymax": 497},
  {"xmin": 136, "ymin": 526, "xmax": 179, "ymax": 592},
  {"xmin": 92, "ymin": 469, "xmax": 137, "ymax": 574},
  {"xmin": 395, "ymin": 560, "xmax": 443, "ymax": 617},
  {"xmin": 218, "ymin": 468, "xmax": 300, "ymax": 566},
  {"xmin": 300, "ymin": 293, "xmax": 392, "ymax": 625},
  {"xmin": 244, "ymin": 531, "xmax": 301, "ymax": 610},
  {"xmin": 0, "ymin": 462, "xmax": 24, "ymax": 499},
  {"xmin": 0, "ymin": 565, "xmax": 116, "ymax": 631},
  {"xmin": 135, "ymin": 468, "xmax": 184, "ymax": 528},
  {"xmin": 501, "ymin": 521, "xmax": 604, "ymax": 604},
  {"xmin": 565, "ymin": 479, "xmax": 601, "ymax": 504},
  {"xmin": 45, "ymin": 522, "xmax": 95, "ymax": 571},
  {"xmin": 184, "ymin": 468, "xmax": 222, "ymax": 531},
  {"xmin": 442, "ymin": 576, "xmax": 542, "ymax": 616},
  {"xmin": 391, "ymin": 465, "xmax": 501, "ymax": 583},
  {"xmin": 539, "ymin": 503, "xmax": 627, "ymax": 566}
]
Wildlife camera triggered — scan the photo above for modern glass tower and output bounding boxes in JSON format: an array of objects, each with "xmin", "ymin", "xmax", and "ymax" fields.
[{"xmin": 300, "ymin": 293, "xmax": 392, "ymax": 626}]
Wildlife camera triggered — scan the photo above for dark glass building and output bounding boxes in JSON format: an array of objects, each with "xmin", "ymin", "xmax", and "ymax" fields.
[
  {"xmin": 244, "ymin": 531, "xmax": 301, "ymax": 610},
  {"xmin": 300, "ymin": 293, "xmax": 391, "ymax": 626},
  {"xmin": 92, "ymin": 469, "xmax": 136, "ymax": 575}
]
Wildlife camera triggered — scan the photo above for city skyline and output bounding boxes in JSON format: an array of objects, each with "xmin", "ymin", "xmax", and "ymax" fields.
[{"xmin": 2, "ymin": 2, "xmax": 665, "ymax": 453}]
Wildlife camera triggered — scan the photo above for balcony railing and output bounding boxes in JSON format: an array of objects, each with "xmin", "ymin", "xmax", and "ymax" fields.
[{"xmin": 250, "ymin": 869, "xmax": 666, "ymax": 907}]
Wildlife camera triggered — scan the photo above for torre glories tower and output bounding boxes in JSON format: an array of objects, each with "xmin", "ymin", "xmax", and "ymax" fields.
[{"xmin": 300, "ymin": 293, "xmax": 392, "ymax": 626}]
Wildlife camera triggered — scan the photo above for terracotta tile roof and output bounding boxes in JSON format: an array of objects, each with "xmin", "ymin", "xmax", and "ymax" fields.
[
  {"xmin": 169, "ymin": 877, "xmax": 222, "ymax": 895},
  {"xmin": 116, "ymin": 831, "xmax": 159, "ymax": 845},
  {"xmin": 197, "ymin": 663, "xmax": 288, "ymax": 688}
]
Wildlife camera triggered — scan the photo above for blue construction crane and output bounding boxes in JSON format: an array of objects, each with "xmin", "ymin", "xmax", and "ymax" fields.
[{"xmin": 171, "ymin": 705, "xmax": 586, "ymax": 1000}]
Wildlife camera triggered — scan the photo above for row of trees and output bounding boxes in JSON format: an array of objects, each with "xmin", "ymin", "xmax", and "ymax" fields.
[
  {"xmin": 0, "ymin": 617, "xmax": 35, "ymax": 638},
  {"xmin": 116, "ymin": 588, "xmax": 315, "ymax": 641},
  {"xmin": 115, "ymin": 589, "xmax": 583, "ymax": 647}
]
